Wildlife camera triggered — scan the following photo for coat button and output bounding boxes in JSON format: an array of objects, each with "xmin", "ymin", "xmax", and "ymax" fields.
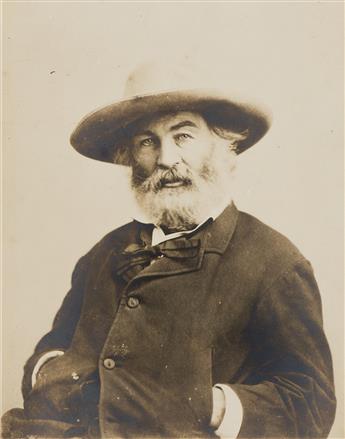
[
  {"xmin": 71, "ymin": 372, "xmax": 80, "ymax": 381},
  {"xmin": 103, "ymin": 358, "xmax": 116, "ymax": 369},
  {"xmin": 127, "ymin": 296, "xmax": 140, "ymax": 308}
]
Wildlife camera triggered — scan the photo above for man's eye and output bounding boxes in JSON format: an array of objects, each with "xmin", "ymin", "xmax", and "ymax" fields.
[
  {"xmin": 175, "ymin": 133, "xmax": 192, "ymax": 142},
  {"xmin": 140, "ymin": 138, "xmax": 155, "ymax": 147}
]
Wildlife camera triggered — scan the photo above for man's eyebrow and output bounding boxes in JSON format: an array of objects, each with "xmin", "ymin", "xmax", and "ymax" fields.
[
  {"xmin": 133, "ymin": 130, "xmax": 155, "ymax": 138},
  {"xmin": 169, "ymin": 121, "xmax": 198, "ymax": 131}
]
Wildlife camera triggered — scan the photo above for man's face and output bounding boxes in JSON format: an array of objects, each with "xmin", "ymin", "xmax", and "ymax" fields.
[
  {"xmin": 129, "ymin": 111, "xmax": 237, "ymax": 231},
  {"xmin": 131, "ymin": 112, "xmax": 221, "ymax": 181}
]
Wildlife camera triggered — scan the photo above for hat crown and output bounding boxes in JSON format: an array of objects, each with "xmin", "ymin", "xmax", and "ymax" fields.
[{"xmin": 124, "ymin": 60, "xmax": 213, "ymax": 98}]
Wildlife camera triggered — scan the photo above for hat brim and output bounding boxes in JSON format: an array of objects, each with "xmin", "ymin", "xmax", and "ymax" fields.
[{"xmin": 70, "ymin": 90, "xmax": 271, "ymax": 164}]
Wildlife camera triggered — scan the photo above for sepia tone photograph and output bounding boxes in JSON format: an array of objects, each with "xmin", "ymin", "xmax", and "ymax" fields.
[{"xmin": 2, "ymin": 2, "xmax": 344, "ymax": 438}]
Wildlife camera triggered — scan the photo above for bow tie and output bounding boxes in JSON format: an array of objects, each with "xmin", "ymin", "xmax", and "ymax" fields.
[{"xmin": 114, "ymin": 238, "xmax": 201, "ymax": 283}]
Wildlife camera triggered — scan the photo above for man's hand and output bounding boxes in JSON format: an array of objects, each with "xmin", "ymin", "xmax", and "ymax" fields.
[{"xmin": 210, "ymin": 386, "xmax": 226, "ymax": 429}]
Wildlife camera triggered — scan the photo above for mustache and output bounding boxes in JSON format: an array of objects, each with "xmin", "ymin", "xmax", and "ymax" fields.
[{"xmin": 132, "ymin": 164, "xmax": 194, "ymax": 192}]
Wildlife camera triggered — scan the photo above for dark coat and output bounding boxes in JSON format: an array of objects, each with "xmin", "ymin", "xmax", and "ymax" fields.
[{"xmin": 2, "ymin": 204, "xmax": 336, "ymax": 438}]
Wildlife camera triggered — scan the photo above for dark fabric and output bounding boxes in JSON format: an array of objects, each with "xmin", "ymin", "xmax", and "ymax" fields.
[
  {"xmin": 1, "ymin": 408, "xmax": 87, "ymax": 438},
  {"xmin": 114, "ymin": 238, "xmax": 201, "ymax": 282},
  {"xmin": 2, "ymin": 203, "xmax": 336, "ymax": 438}
]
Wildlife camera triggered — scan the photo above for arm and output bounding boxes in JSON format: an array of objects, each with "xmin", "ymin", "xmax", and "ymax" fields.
[
  {"xmin": 21, "ymin": 252, "xmax": 92, "ymax": 400},
  {"xmin": 218, "ymin": 259, "xmax": 336, "ymax": 438}
]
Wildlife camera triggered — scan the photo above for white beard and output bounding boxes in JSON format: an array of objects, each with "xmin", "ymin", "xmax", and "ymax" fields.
[{"xmin": 131, "ymin": 145, "xmax": 237, "ymax": 231}]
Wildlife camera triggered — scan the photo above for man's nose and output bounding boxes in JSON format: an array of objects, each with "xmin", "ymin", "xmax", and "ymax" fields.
[{"xmin": 157, "ymin": 138, "xmax": 181, "ymax": 168}]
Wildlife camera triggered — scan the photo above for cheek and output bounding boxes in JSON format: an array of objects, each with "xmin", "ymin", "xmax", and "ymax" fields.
[
  {"xmin": 133, "ymin": 150, "xmax": 158, "ymax": 174},
  {"xmin": 182, "ymin": 141, "xmax": 215, "ymax": 170}
]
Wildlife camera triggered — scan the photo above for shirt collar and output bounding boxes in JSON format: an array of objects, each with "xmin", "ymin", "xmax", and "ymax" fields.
[{"xmin": 133, "ymin": 198, "xmax": 232, "ymax": 246}]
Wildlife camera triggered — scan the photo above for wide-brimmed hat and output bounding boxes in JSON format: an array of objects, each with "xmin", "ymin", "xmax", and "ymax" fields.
[{"xmin": 70, "ymin": 62, "xmax": 272, "ymax": 165}]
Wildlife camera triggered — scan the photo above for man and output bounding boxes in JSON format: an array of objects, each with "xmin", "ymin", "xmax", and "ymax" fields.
[{"xmin": 2, "ymin": 63, "xmax": 336, "ymax": 438}]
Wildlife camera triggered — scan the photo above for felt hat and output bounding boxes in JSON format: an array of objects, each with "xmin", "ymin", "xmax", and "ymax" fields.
[{"xmin": 70, "ymin": 62, "xmax": 271, "ymax": 165}]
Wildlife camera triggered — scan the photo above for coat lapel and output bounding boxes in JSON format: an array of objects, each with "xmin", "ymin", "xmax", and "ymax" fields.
[
  {"xmin": 203, "ymin": 201, "xmax": 239, "ymax": 255},
  {"xmin": 111, "ymin": 203, "xmax": 239, "ymax": 284}
]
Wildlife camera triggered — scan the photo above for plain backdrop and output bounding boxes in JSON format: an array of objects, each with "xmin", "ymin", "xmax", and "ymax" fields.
[{"xmin": 2, "ymin": 2, "xmax": 344, "ymax": 438}]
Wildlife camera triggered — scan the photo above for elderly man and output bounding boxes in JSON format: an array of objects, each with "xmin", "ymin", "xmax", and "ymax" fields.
[{"xmin": 2, "ymin": 64, "xmax": 336, "ymax": 439}]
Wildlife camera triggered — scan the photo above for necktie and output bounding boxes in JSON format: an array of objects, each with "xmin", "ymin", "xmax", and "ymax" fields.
[{"xmin": 114, "ymin": 238, "xmax": 201, "ymax": 283}]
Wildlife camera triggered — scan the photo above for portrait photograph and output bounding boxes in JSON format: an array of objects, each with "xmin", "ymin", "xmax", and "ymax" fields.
[{"xmin": 2, "ymin": 2, "xmax": 344, "ymax": 438}]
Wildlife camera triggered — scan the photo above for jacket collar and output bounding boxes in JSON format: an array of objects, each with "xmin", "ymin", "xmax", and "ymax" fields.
[
  {"xmin": 203, "ymin": 201, "xmax": 239, "ymax": 255},
  {"xmin": 112, "ymin": 202, "xmax": 239, "ymax": 284}
]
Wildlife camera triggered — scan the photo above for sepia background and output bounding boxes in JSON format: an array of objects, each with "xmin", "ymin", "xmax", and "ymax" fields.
[{"xmin": 2, "ymin": 2, "xmax": 344, "ymax": 437}]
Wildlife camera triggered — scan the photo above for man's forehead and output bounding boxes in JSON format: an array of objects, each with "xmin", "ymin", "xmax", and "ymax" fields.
[{"xmin": 130, "ymin": 111, "xmax": 206, "ymax": 135}]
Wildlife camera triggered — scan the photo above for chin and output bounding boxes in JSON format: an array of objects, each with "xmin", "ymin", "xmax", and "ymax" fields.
[{"xmin": 136, "ymin": 185, "xmax": 211, "ymax": 230}]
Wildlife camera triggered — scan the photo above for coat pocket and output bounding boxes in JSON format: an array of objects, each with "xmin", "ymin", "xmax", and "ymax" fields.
[{"xmin": 24, "ymin": 352, "xmax": 98, "ymax": 425}]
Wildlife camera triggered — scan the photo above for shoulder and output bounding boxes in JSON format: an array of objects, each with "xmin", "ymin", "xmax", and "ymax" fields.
[
  {"xmin": 236, "ymin": 211, "xmax": 302, "ymax": 257},
  {"xmin": 226, "ymin": 209, "xmax": 310, "ymax": 284},
  {"xmin": 72, "ymin": 220, "xmax": 137, "ymax": 274},
  {"xmin": 95, "ymin": 220, "xmax": 137, "ymax": 250}
]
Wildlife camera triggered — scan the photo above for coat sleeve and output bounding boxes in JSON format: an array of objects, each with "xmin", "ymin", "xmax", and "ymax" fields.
[
  {"xmin": 227, "ymin": 259, "xmax": 336, "ymax": 438},
  {"xmin": 21, "ymin": 250, "xmax": 93, "ymax": 400}
]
